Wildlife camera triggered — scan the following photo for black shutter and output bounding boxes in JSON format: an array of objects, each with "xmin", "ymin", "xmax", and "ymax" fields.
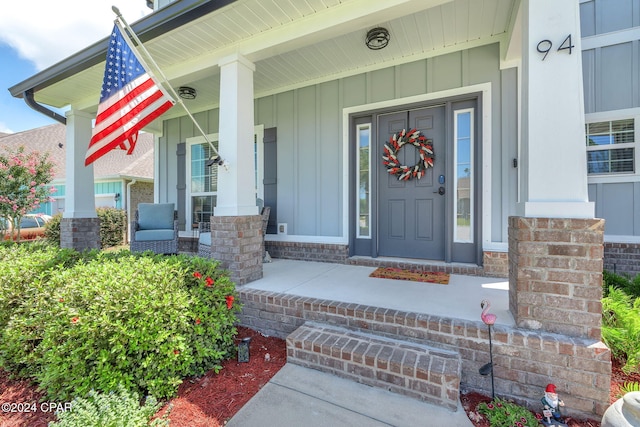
[
  {"xmin": 263, "ymin": 128, "xmax": 277, "ymax": 234},
  {"xmin": 176, "ymin": 142, "xmax": 186, "ymax": 231}
]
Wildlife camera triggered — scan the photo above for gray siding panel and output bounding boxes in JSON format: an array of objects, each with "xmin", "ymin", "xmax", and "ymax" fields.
[
  {"xmin": 499, "ymin": 68, "xmax": 518, "ymax": 242},
  {"xmin": 582, "ymin": 49, "xmax": 596, "ymax": 114},
  {"xmin": 600, "ymin": 43, "xmax": 634, "ymax": 111},
  {"xmin": 580, "ymin": 1, "xmax": 596, "ymax": 37},
  {"xmin": 397, "ymin": 61, "xmax": 428, "ymax": 98},
  {"xmin": 275, "ymin": 91, "xmax": 296, "ymax": 235},
  {"xmin": 432, "ymin": 51, "xmax": 462, "ymax": 92},
  {"xmin": 580, "ymin": 0, "xmax": 640, "ymax": 35},
  {"xmin": 296, "ymin": 86, "xmax": 318, "ymax": 235},
  {"xmin": 342, "ymin": 74, "xmax": 367, "ymax": 108},
  {"xmin": 589, "ymin": 182, "xmax": 640, "ymax": 236},
  {"xmin": 318, "ymin": 80, "xmax": 342, "ymax": 236},
  {"xmin": 369, "ymin": 67, "xmax": 395, "ymax": 103},
  {"xmin": 600, "ymin": 0, "xmax": 635, "ymax": 34},
  {"xmin": 602, "ymin": 182, "xmax": 635, "ymax": 235},
  {"xmin": 160, "ymin": 43, "xmax": 509, "ymax": 241}
]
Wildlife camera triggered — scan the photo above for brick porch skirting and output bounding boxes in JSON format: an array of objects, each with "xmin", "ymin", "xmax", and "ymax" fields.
[
  {"xmin": 265, "ymin": 241, "xmax": 348, "ymax": 263},
  {"xmin": 237, "ymin": 288, "xmax": 611, "ymax": 419},
  {"xmin": 604, "ymin": 242, "xmax": 640, "ymax": 277},
  {"xmin": 60, "ymin": 217, "xmax": 101, "ymax": 251}
]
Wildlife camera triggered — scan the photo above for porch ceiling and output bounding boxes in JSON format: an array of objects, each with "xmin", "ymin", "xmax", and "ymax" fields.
[{"xmin": 31, "ymin": 0, "xmax": 518, "ymax": 121}]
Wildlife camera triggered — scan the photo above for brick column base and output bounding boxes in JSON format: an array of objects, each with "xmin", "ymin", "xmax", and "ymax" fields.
[
  {"xmin": 508, "ymin": 217, "xmax": 604, "ymax": 339},
  {"xmin": 60, "ymin": 217, "xmax": 101, "ymax": 251},
  {"xmin": 209, "ymin": 215, "xmax": 263, "ymax": 285}
]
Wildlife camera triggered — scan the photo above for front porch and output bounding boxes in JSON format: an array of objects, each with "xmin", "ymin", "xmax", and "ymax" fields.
[
  {"xmin": 235, "ymin": 258, "xmax": 610, "ymax": 419},
  {"xmin": 244, "ymin": 258, "xmax": 513, "ymax": 326}
]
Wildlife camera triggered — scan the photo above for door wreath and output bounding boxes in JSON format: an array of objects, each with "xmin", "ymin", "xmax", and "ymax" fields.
[{"xmin": 382, "ymin": 128, "xmax": 434, "ymax": 180}]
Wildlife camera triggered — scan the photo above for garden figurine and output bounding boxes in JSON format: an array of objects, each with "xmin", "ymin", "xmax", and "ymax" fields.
[{"xmin": 541, "ymin": 383, "xmax": 568, "ymax": 427}]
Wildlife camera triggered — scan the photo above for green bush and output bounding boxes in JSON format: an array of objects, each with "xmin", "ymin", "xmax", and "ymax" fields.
[
  {"xmin": 602, "ymin": 286, "xmax": 640, "ymax": 374},
  {"xmin": 477, "ymin": 398, "xmax": 539, "ymax": 427},
  {"xmin": 0, "ymin": 245, "xmax": 239, "ymax": 401},
  {"xmin": 49, "ymin": 386, "xmax": 169, "ymax": 427},
  {"xmin": 97, "ymin": 207, "xmax": 127, "ymax": 248},
  {"xmin": 44, "ymin": 213, "xmax": 61, "ymax": 244},
  {"xmin": 618, "ymin": 381, "xmax": 640, "ymax": 398},
  {"xmin": 603, "ymin": 270, "xmax": 640, "ymax": 299},
  {"xmin": 44, "ymin": 208, "xmax": 127, "ymax": 249},
  {"xmin": 0, "ymin": 242, "xmax": 62, "ymax": 330}
]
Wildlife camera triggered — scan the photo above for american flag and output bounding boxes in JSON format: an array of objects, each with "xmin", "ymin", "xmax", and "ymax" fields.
[{"xmin": 85, "ymin": 22, "xmax": 174, "ymax": 166}]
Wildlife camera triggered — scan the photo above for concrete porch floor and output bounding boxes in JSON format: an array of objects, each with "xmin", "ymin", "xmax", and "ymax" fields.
[{"xmin": 243, "ymin": 259, "xmax": 515, "ymax": 327}]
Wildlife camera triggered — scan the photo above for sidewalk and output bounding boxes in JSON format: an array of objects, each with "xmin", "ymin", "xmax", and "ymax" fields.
[{"xmin": 227, "ymin": 363, "xmax": 474, "ymax": 427}]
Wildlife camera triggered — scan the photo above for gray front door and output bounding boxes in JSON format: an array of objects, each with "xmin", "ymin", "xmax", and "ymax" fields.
[{"xmin": 377, "ymin": 106, "xmax": 446, "ymax": 259}]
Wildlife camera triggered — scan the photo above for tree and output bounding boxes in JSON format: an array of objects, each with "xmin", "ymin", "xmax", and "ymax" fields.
[{"xmin": 0, "ymin": 146, "xmax": 56, "ymax": 242}]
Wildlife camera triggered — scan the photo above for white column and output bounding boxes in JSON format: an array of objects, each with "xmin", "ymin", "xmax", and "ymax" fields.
[
  {"xmin": 518, "ymin": 0, "xmax": 594, "ymax": 218},
  {"xmin": 214, "ymin": 53, "xmax": 259, "ymax": 217},
  {"xmin": 64, "ymin": 110, "xmax": 97, "ymax": 218}
]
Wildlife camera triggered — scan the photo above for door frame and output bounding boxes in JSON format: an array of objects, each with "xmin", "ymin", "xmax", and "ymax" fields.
[{"xmin": 346, "ymin": 90, "xmax": 486, "ymax": 264}]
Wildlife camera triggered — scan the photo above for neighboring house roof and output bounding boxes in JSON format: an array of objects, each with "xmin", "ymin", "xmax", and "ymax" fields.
[{"xmin": 0, "ymin": 123, "xmax": 154, "ymax": 181}]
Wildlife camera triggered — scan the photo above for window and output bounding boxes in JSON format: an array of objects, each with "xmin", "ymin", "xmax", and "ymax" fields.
[
  {"xmin": 586, "ymin": 119, "xmax": 635, "ymax": 174},
  {"xmin": 190, "ymin": 140, "xmax": 219, "ymax": 228},
  {"xmin": 186, "ymin": 128, "xmax": 264, "ymax": 230},
  {"xmin": 454, "ymin": 109, "xmax": 473, "ymax": 243},
  {"xmin": 356, "ymin": 124, "xmax": 371, "ymax": 238}
]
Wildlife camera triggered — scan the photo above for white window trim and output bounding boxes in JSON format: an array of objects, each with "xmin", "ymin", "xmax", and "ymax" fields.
[
  {"xmin": 186, "ymin": 125, "xmax": 265, "ymax": 231},
  {"xmin": 453, "ymin": 108, "xmax": 474, "ymax": 244},
  {"xmin": 186, "ymin": 133, "xmax": 219, "ymax": 232},
  {"xmin": 356, "ymin": 123, "xmax": 372, "ymax": 239},
  {"xmin": 585, "ymin": 109, "xmax": 639, "ymax": 181}
]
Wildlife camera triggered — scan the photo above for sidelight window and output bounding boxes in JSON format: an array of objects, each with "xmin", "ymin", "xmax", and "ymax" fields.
[
  {"xmin": 356, "ymin": 124, "xmax": 372, "ymax": 238},
  {"xmin": 454, "ymin": 109, "xmax": 474, "ymax": 243}
]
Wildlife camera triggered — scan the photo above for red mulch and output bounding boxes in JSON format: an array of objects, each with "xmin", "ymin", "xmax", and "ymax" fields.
[
  {"xmin": 0, "ymin": 327, "xmax": 286, "ymax": 427},
  {"xmin": 152, "ymin": 326, "xmax": 287, "ymax": 426},
  {"xmin": 1, "ymin": 328, "xmax": 638, "ymax": 427},
  {"xmin": 0, "ymin": 371, "xmax": 56, "ymax": 427},
  {"xmin": 461, "ymin": 360, "xmax": 640, "ymax": 427}
]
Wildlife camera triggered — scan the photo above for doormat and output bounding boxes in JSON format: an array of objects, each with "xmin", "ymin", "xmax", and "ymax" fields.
[{"xmin": 369, "ymin": 267, "xmax": 450, "ymax": 285}]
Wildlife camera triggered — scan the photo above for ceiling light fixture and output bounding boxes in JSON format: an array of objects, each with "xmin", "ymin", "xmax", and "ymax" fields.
[
  {"xmin": 365, "ymin": 27, "xmax": 390, "ymax": 50},
  {"xmin": 178, "ymin": 86, "xmax": 197, "ymax": 100}
]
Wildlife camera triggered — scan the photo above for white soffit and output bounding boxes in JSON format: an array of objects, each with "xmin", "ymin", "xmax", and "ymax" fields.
[{"xmin": 34, "ymin": 0, "xmax": 517, "ymax": 119}]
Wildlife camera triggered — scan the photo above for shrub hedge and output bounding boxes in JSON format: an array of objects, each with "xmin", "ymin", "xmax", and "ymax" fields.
[
  {"xmin": 0, "ymin": 244, "xmax": 239, "ymax": 401},
  {"xmin": 44, "ymin": 207, "xmax": 127, "ymax": 249},
  {"xmin": 602, "ymin": 285, "xmax": 640, "ymax": 374}
]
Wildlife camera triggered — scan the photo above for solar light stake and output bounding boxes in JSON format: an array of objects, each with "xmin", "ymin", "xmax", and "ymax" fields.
[
  {"xmin": 238, "ymin": 337, "xmax": 251, "ymax": 363},
  {"xmin": 479, "ymin": 300, "xmax": 496, "ymax": 399}
]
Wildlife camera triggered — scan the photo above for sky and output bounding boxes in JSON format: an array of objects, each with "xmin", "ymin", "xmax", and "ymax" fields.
[{"xmin": 0, "ymin": 1, "xmax": 152, "ymax": 134}]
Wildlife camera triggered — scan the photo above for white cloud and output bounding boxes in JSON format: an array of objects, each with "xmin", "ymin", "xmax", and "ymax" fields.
[
  {"xmin": 0, "ymin": 1, "xmax": 151, "ymax": 70},
  {"xmin": 0, "ymin": 122, "xmax": 14, "ymax": 134}
]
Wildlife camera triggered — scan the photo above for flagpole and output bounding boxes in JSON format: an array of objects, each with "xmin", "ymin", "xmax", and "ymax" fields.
[{"xmin": 111, "ymin": 5, "xmax": 225, "ymax": 168}]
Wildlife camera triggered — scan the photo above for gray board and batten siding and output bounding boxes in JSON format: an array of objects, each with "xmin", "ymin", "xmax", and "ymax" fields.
[
  {"xmin": 581, "ymin": 0, "xmax": 640, "ymax": 241},
  {"xmin": 159, "ymin": 43, "xmax": 518, "ymax": 246}
]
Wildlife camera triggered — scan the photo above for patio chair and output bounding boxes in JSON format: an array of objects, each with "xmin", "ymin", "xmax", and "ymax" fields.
[
  {"xmin": 130, "ymin": 203, "xmax": 178, "ymax": 254},
  {"xmin": 198, "ymin": 206, "xmax": 271, "ymax": 261}
]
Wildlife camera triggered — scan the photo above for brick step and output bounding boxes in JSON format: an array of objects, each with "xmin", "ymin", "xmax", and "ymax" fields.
[{"xmin": 286, "ymin": 322, "xmax": 461, "ymax": 412}]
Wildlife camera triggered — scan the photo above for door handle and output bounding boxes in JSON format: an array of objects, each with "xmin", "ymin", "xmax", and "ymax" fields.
[{"xmin": 433, "ymin": 186, "xmax": 445, "ymax": 195}]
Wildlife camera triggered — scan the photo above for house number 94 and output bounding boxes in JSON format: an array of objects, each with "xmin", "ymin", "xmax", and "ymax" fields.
[{"xmin": 536, "ymin": 34, "xmax": 574, "ymax": 60}]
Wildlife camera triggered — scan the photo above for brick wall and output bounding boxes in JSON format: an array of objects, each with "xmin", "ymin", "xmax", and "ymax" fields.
[
  {"xmin": 210, "ymin": 215, "xmax": 263, "ymax": 285},
  {"xmin": 237, "ymin": 288, "xmax": 611, "ymax": 418},
  {"xmin": 130, "ymin": 181, "xmax": 154, "ymax": 213},
  {"xmin": 265, "ymin": 241, "xmax": 348, "ymax": 263},
  {"xmin": 483, "ymin": 251, "xmax": 509, "ymax": 277},
  {"xmin": 508, "ymin": 217, "xmax": 605, "ymax": 340},
  {"xmin": 604, "ymin": 242, "xmax": 640, "ymax": 277},
  {"xmin": 60, "ymin": 217, "xmax": 101, "ymax": 250},
  {"xmin": 486, "ymin": 243, "xmax": 640, "ymax": 279}
]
